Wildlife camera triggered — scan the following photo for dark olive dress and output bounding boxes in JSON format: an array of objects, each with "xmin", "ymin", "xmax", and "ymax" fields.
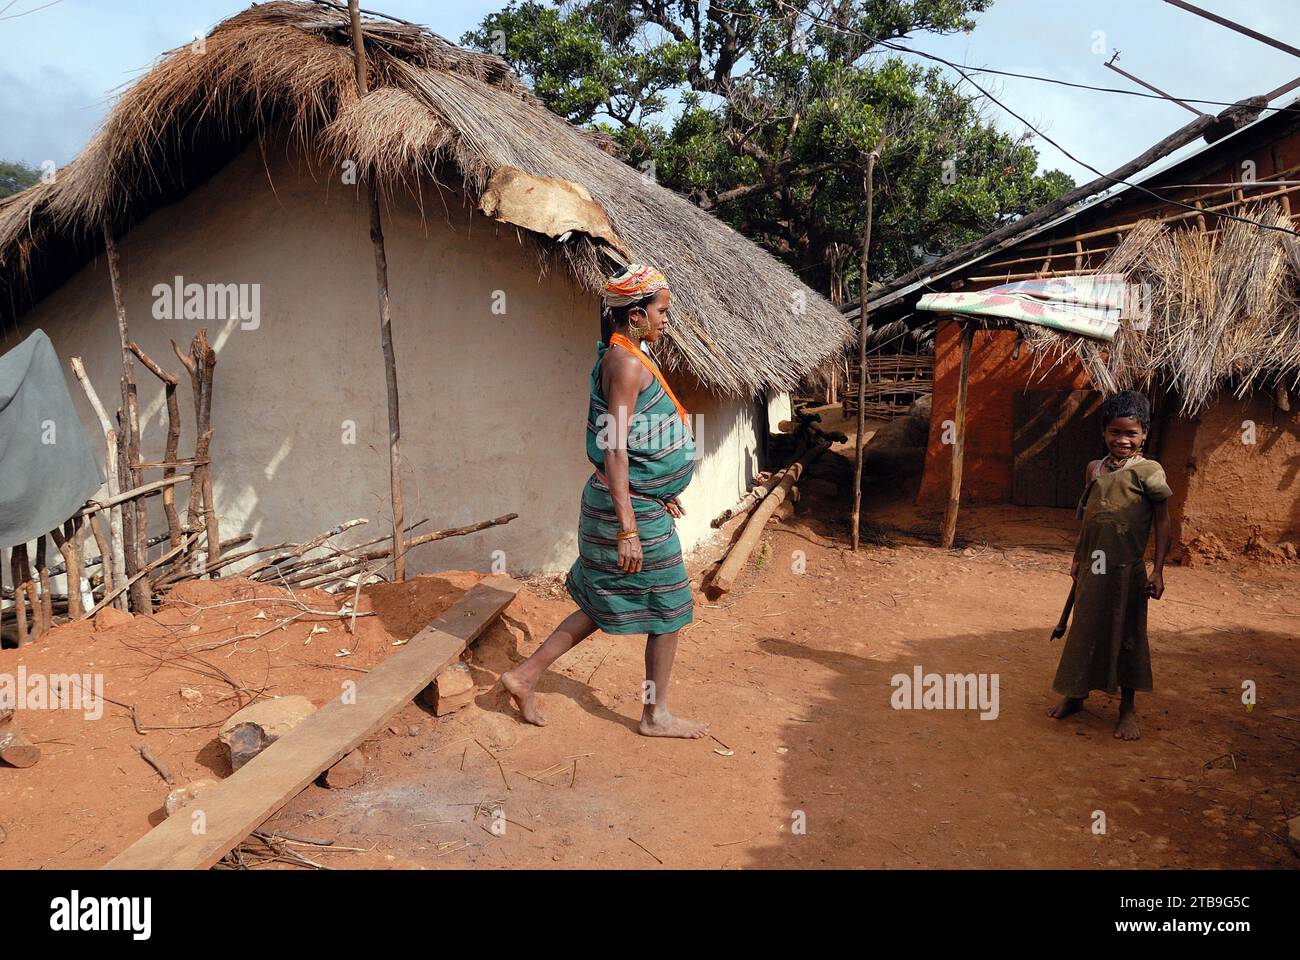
[{"xmin": 1052, "ymin": 458, "xmax": 1172, "ymax": 697}]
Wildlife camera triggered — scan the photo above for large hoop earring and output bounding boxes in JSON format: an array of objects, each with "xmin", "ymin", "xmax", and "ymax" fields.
[{"xmin": 627, "ymin": 310, "xmax": 651, "ymax": 340}]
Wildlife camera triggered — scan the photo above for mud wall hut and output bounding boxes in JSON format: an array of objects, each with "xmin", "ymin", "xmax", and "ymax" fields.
[
  {"xmin": 0, "ymin": 3, "xmax": 850, "ymax": 576},
  {"xmin": 852, "ymin": 94, "xmax": 1300, "ymax": 557}
]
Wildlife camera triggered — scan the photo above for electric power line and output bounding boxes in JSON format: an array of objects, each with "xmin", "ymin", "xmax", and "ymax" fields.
[
  {"xmin": 771, "ymin": 0, "xmax": 1300, "ymax": 239},
  {"xmin": 879, "ymin": 41, "xmax": 1299, "ymax": 117},
  {"xmin": 0, "ymin": 0, "xmax": 65, "ymax": 22}
]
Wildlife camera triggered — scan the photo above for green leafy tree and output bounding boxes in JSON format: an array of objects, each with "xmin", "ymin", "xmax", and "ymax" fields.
[
  {"xmin": 0, "ymin": 160, "xmax": 41, "ymax": 199},
  {"xmin": 465, "ymin": 1, "xmax": 1073, "ymax": 302}
]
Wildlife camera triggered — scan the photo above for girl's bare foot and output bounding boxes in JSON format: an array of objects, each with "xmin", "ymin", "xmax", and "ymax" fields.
[
  {"xmin": 639, "ymin": 709, "xmax": 709, "ymax": 739},
  {"xmin": 1048, "ymin": 696, "xmax": 1084, "ymax": 719},
  {"xmin": 1114, "ymin": 708, "xmax": 1140, "ymax": 740},
  {"xmin": 501, "ymin": 670, "xmax": 546, "ymax": 726}
]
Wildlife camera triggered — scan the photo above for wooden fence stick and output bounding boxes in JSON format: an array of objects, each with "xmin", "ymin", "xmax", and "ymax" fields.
[
  {"xmin": 88, "ymin": 512, "xmax": 115, "ymax": 602},
  {"xmin": 89, "ymin": 533, "xmax": 199, "ymax": 618},
  {"xmin": 129, "ymin": 341, "xmax": 183, "ymax": 551},
  {"xmin": 70, "ymin": 357, "xmax": 129, "ymax": 610},
  {"xmin": 10, "ymin": 545, "xmax": 30, "ymax": 645},
  {"xmin": 51, "ymin": 518, "xmax": 87, "ymax": 620},
  {"xmin": 35, "ymin": 535, "xmax": 54, "ymax": 633},
  {"xmin": 74, "ymin": 476, "xmax": 192, "ymax": 517}
]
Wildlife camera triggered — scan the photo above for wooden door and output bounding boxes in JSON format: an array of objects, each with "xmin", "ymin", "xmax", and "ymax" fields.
[{"xmin": 1012, "ymin": 389, "xmax": 1104, "ymax": 507}]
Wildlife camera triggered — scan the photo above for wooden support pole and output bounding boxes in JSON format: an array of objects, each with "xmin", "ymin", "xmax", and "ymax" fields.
[
  {"xmin": 70, "ymin": 357, "xmax": 129, "ymax": 610},
  {"xmin": 1161, "ymin": 0, "xmax": 1300, "ymax": 60},
  {"xmin": 851, "ymin": 148, "xmax": 880, "ymax": 551},
  {"xmin": 348, "ymin": 0, "xmax": 407, "ymax": 581},
  {"xmin": 940, "ymin": 322, "xmax": 974, "ymax": 550},
  {"xmin": 101, "ymin": 222, "xmax": 150, "ymax": 614}
]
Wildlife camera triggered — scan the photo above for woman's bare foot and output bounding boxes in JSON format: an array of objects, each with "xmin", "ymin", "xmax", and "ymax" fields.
[
  {"xmin": 1048, "ymin": 696, "xmax": 1084, "ymax": 719},
  {"xmin": 501, "ymin": 670, "xmax": 546, "ymax": 726},
  {"xmin": 1114, "ymin": 708, "xmax": 1140, "ymax": 740},
  {"xmin": 639, "ymin": 709, "xmax": 709, "ymax": 739}
]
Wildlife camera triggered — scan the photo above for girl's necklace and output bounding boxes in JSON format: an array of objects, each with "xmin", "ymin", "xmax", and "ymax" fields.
[{"xmin": 1101, "ymin": 452, "xmax": 1144, "ymax": 474}]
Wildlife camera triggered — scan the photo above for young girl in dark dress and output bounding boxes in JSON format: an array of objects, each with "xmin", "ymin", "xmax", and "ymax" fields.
[{"xmin": 1048, "ymin": 391, "xmax": 1172, "ymax": 741}]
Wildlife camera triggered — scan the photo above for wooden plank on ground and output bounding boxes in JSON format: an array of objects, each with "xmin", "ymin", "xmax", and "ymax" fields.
[{"xmin": 103, "ymin": 574, "xmax": 521, "ymax": 870}]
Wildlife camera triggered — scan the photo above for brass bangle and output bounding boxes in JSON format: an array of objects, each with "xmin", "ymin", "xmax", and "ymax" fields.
[{"xmin": 617, "ymin": 529, "xmax": 639, "ymax": 541}]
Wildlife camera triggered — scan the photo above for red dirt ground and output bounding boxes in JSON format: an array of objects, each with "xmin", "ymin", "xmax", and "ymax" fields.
[{"xmin": 2, "ymin": 452, "xmax": 1298, "ymax": 869}]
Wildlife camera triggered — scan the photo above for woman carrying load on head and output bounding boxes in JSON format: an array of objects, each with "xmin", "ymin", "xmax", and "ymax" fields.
[{"xmin": 500, "ymin": 264, "xmax": 708, "ymax": 739}]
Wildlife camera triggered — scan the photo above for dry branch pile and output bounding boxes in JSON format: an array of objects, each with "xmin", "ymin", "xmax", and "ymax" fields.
[{"xmin": 1020, "ymin": 203, "xmax": 1300, "ymax": 413}]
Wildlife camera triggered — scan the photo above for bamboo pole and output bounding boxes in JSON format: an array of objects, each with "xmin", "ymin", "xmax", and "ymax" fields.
[
  {"xmin": 348, "ymin": 0, "xmax": 407, "ymax": 581},
  {"xmin": 851, "ymin": 148, "xmax": 880, "ymax": 551},
  {"xmin": 102, "ymin": 222, "xmax": 150, "ymax": 613},
  {"xmin": 940, "ymin": 322, "xmax": 974, "ymax": 550},
  {"xmin": 70, "ymin": 357, "xmax": 129, "ymax": 610}
]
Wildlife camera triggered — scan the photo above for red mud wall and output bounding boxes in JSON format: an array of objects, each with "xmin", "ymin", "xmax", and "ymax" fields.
[
  {"xmin": 917, "ymin": 320, "xmax": 1091, "ymax": 506},
  {"xmin": 1160, "ymin": 391, "xmax": 1300, "ymax": 551}
]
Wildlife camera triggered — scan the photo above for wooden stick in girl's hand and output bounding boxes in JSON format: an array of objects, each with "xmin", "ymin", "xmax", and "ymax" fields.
[{"xmin": 1050, "ymin": 579, "xmax": 1075, "ymax": 641}]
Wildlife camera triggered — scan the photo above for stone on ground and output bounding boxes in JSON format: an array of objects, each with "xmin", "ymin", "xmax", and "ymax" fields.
[{"xmin": 219, "ymin": 695, "xmax": 316, "ymax": 771}]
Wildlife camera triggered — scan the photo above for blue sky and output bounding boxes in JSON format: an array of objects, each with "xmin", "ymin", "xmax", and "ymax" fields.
[{"xmin": 2, "ymin": 0, "xmax": 1297, "ymax": 184}]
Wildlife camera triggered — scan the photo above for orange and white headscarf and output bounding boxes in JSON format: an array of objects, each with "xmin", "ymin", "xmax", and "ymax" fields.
[{"xmin": 601, "ymin": 264, "xmax": 669, "ymax": 309}]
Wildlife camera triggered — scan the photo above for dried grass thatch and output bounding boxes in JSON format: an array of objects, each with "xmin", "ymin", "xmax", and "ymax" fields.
[
  {"xmin": 1019, "ymin": 204, "xmax": 1300, "ymax": 413},
  {"xmin": 0, "ymin": 1, "xmax": 850, "ymax": 395}
]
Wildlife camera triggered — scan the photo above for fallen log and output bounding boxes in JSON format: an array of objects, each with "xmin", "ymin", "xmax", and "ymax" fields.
[
  {"xmin": 711, "ymin": 483, "xmax": 770, "ymax": 528},
  {"xmin": 711, "ymin": 441, "xmax": 829, "ymax": 594},
  {"xmin": 709, "ymin": 471, "xmax": 782, "ymax": 528}
]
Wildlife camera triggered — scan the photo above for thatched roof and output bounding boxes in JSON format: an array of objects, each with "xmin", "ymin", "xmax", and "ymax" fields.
[
  {"xmin": 1015, "ymin": 203, "xmax": 1300, "ymax": 414},
  {"xmin": 0, "ymin": 1, "xmax": 850, "ymax": 396}
]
